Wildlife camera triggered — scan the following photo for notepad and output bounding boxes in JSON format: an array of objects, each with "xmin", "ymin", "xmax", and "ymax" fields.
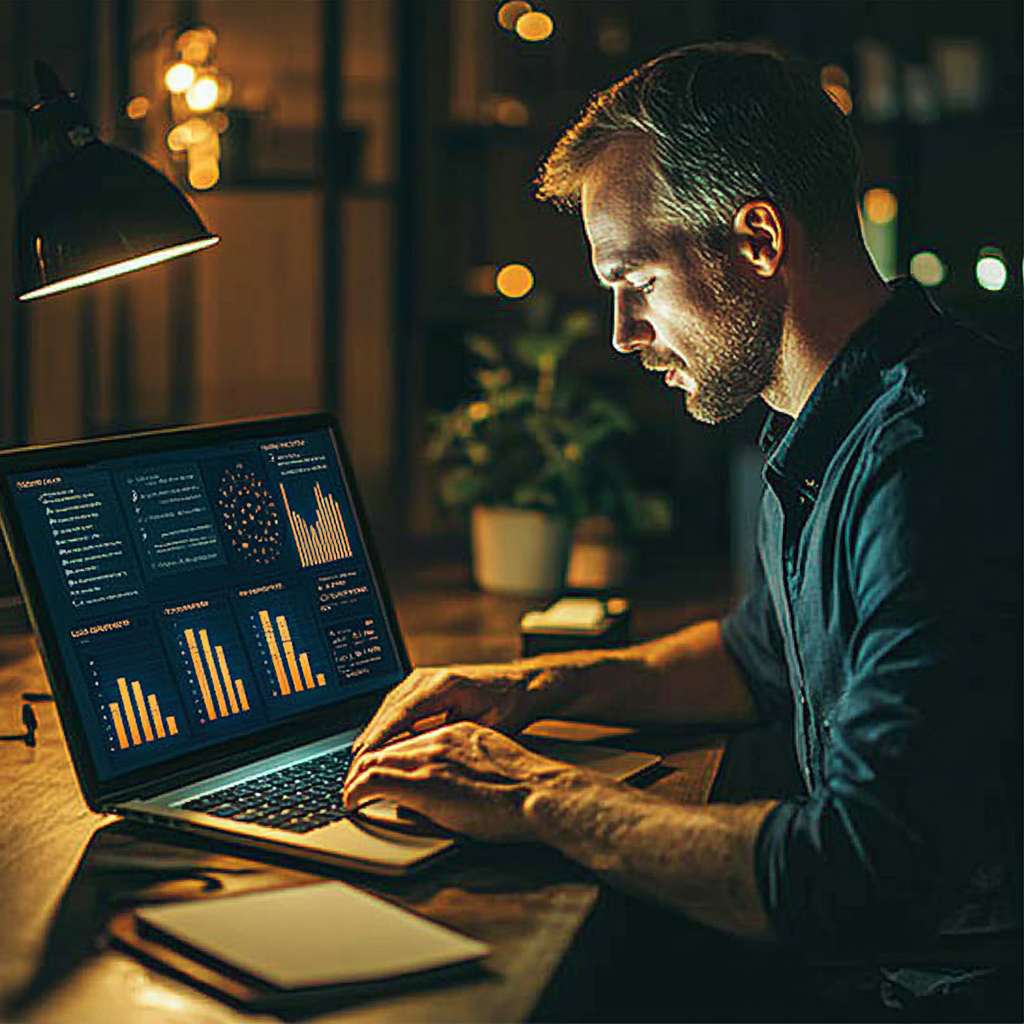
[{"xmin": 135, "ymin": 881, "xmax": 490, "ymax": 990}]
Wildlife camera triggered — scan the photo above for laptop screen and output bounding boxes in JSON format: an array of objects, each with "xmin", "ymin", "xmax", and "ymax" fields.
[{"xmin": 4, "ymin": 424, "xmax": 405, "ymax": 781}]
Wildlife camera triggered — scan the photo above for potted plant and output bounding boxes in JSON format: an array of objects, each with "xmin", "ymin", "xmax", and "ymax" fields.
[{"xmin": 427, "ymin": 296, "xmax": 659, "ymax": 596}]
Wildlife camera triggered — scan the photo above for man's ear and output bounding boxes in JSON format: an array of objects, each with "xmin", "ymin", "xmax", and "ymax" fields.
[{"xmin": 733, "ymin": 200, "xmax": 784, "ymax": 277}]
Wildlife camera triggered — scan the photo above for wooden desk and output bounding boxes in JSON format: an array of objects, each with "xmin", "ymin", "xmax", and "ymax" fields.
[{"xmin": 0, "ymin": 566, "xmax": 730, "ymax": 1023}]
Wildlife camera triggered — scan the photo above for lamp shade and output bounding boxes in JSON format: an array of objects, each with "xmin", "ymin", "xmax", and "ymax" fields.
[{"xmin": 15, "ymin": 64, "xmax": 218, "ymax": 301}]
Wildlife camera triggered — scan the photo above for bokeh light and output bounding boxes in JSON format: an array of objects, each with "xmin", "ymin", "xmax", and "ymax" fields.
[
  {"xmin": 823, "ymin": 83, "xmax": 853, "ymax": 115},
  {"xmin": 975, "ymin": 248, "xmax": 1007, "ymax": 292},
  {"xmin": 188, "ymin": 161, "xmax": 220, "ymax": 190},
  {"xmin": 125, "ymin": 96, "xmax": 150, "ymax": 120},
  {"xmin": 515, "ymin": 11, "xmax": 554, "ymax": 42},
  {"xmin": 497, "ymin": 1, "xmax": 532, "ymax": 31},
  {"xmin": 494, "ymin": 97, "xmax": 529, "ymax": 126},
  {"xmin": 186, "ymin": 75, "xmax": 220, "ymax": 113},
  {"xmin": 820, "ymin": 64, "xmax": 850, "ymax": 88},
  {"xmin": 164, "ymin": 62, "xmax": 196, "ymax": 94},
  {"xmin": 909, "ymin": 251, "xmax": 945, "ymax": 287},
  {"xmin": 863, "ymin": 187, "xmax": 898, "ymax": 225},
  {"xmin": 177, "ymin": 27, "xmax": 217, "ymax": 65},
  {"xmin": 496, "ymin": 264, "xmax": 534, "ymax": 299}
]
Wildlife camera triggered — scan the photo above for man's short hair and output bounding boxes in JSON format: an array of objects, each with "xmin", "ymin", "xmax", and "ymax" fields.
[{"xmin": 536, "ymin": 42, "xmax": 862, "ymax": 250}]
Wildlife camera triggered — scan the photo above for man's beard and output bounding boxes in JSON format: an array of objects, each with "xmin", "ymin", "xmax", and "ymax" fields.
[{"xmin": 668, "ymin": 256, "xmax": 784, "ymax": 425}]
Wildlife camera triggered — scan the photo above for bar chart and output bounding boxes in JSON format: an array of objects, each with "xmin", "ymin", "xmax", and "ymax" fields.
[
  {"xmin": 75, "ymin": 616, "xmax": 189, "ymax": 758},
  {"xmin": 257, "ymin": 608, "xmax": 327, "ymax": 696},
  {"xmin": 108, "ymin": 676, "xmax": 179, "ymax": 749},
  {"xmin": 165, "ymin": 598, "xmax": 260, "ymax": 728},
  {"xmin": 183, "ymin": 627, "xmax": 251, "ymax": 721},
  {"xmin": 279, "ymin": 480, "xmax": 352, "ymax": 568}
]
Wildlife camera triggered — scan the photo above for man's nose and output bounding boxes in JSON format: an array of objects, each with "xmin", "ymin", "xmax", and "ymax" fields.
[{"xmin": 611, "ymin": 294, "xmax": 654, "ymax": 354}]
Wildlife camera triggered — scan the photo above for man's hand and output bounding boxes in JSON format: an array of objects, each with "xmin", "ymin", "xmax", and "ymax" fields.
[
  {"xmin": 342, "ymin": 721, "xmax": 578, "ymax": 842},
  {"xmin": 351, "ymin": 662, "xmax": 564, "ymax": 758}
]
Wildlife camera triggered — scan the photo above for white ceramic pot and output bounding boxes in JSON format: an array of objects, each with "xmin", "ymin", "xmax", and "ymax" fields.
[{"xmin": 471, "ymin": 505, "xmax": 570, "ymax": 597}]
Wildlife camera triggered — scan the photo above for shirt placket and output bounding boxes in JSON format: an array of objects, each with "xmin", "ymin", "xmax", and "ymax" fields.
[{"xmin": 776, "ymin": 478, "xmax": 816, "ymax": 791}]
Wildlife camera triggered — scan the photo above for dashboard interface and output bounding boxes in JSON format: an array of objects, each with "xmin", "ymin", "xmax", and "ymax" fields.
[{"xmin": 6, "ymin": 428, "xmax": 404, "ymax": 780}]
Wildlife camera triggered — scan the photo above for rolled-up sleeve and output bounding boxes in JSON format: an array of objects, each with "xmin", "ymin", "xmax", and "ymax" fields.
[
  {"xmin": 754, "ymin": 431, "xmax": 1015, "ymax": 950},
  {"xmin": 721, "ymin": 550, "xmax": 792, "ymax": 724}
]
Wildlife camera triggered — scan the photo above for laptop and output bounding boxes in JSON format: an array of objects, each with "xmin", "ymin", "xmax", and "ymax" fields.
[{"xmin": 0, "ymin": 414, "xmax": 658, "ymax": 875}]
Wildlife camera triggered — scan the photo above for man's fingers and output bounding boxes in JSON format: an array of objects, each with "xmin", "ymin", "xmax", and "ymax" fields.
[
  {"xmin": 345, "ymin": 738, "xmax": 440, "ymax": 791},
  {"xmin": 352, "ymin": 696, "xmax": 445, "ymax": 757},
  {"xmin": 343, "ymin": 765, "xmax": 437, "ymax": 813}
]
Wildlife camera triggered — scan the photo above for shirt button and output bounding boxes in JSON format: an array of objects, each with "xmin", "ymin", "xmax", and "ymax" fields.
[{"xmin": 799, "ymin": 693, "xmax": 807, "ymax": 706}]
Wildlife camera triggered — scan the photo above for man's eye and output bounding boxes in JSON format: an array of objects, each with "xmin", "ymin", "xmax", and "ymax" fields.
[{"xmin": 632, "ymin": 278, "xmax": 655, "ymax": 296}]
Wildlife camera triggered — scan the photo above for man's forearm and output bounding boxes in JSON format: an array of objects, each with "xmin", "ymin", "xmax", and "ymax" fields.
[
  {"xmin": 519, "ymin": 619, "xmax": 758, "ymax": 726},
  {"xmin": 524, "ymin": 770, "xmax": 778, "ymax": 939}
]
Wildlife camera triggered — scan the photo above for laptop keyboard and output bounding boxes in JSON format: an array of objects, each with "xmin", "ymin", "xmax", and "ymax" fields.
[{"xmin": 180, "ymin": 748, "xmax": 354, "ymax": 834}]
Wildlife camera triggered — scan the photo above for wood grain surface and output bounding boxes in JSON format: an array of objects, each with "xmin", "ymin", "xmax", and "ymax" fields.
[{"xmin": 0, "ymin": 568, "xmax": 731, "ymax": 1023}]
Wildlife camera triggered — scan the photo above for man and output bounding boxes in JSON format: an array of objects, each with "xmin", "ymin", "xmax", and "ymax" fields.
[{"xmin": 343, "ymin": 42, "xmax": 1020, "ymax": 983}]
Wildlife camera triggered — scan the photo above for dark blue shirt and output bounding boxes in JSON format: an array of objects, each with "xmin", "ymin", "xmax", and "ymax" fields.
[{"xmin": 722, "ymin": 279, "xmax": 1021, "ymax": 951}]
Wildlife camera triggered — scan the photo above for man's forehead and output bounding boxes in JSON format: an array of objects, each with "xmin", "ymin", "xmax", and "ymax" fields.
[{"xmin": 580, "ymin": 138, "xmax": 663, "ymax": 271}]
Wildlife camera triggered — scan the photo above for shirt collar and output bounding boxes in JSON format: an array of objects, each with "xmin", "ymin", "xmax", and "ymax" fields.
[{"xmin": 759, "ymin": 277, "xmax": 943, "ymax": 499}]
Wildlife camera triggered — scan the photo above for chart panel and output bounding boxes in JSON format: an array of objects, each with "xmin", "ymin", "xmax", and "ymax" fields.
[
  {"xmin": 234, "ymin": 582, "xmax": 335, "ymax": 719},
  {"xmin": 261, "ymin": 438, "xmax": 355, "ymax": 570},
  {"xmin": 72, "ymin": 615, "xmax": 190, "ymax": 764},
  {"xmin": 118, "ymin": 463, "xmax": 225, "ymax": 576},
  {"xmin": 15, "ymin": 470, "xmax": 145, "ymax": 611},
  {"xmin": 212, "ymin": 458, "xmax": 285, "ymax": 568},
  {"xmin": 161, "ymin": 596, "xmax": 265, "ymax": 734}
]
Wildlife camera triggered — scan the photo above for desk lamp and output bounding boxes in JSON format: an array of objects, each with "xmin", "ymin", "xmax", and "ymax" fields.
[{"xmin": 3, "ymin": 60, "xmax": 219, "ymax": 301}]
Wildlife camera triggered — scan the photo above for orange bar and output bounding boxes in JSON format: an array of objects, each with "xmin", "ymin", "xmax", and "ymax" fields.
[
  {"xmin": 200, "ymin": 629, "xmax": 229, "ymax": 716},
  {"xmin": 118, "ymin": 677, "xmax": 142, "ymax": 745},
  {"xmin": 215, "ymin": 645, "xmax": 239, "ymax": 713},
  {"xmin": 259, "ymin": 609, "xmax": 291, "ymax": 695},
  {"xmin": 297, "ymin": 516, "xmax": 316, "ymax": 567},
  {"xmin": 325, "ymin": 491, "xmax": 351, "ymax": 559},
  {"xmin": 147, "ymin": 693, "xmax": 166, "ymax": 738},
  {"xmin": 315, "ymin": 673, "xmax": 326, "ymax": 687},
  {"xmin": 280, "ymin": 483, "xmax": 313, "ymax": 567},
  {"xmin": 235, "ymin": 679, "xmax": 250, "ymax": 711},
  {"xmin": 299, "ymin": 651, "xmax": 315, "ymax": 690},
  {"xmin": 315, "ymin": 484, "xmax": 342, "ymax": 561},
  {"xmin": 167, "ymin": 716, "xmax": 178, "ymax": 736},
  {"xmin": 131, "ymin": 680, "xmax": 155, "ymax": 742},
  {"xmin": 314, "ymin": 483, "xmax": 337, "ymax": 560},
  {"xmin": 109, "ymin": 703, "xmax": 129, "ymax": 749},
  {"xmin": 185, "ymin": 628, "xmax": 217, "ymax": 720},
  {"xmin": 276, "ymin": 615, "xmax": 304, "ymax": 691}
]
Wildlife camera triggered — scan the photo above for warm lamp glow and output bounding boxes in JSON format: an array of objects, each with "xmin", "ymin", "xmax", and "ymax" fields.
[
  {"xmin": 863, "ymin": 187, "xmax": 898, "ymax": 225},
  {"xmin": 164, "ymin": 62, "xmax": 196, "ymax": 94},
  {"xmin": 515, "ymin": 11, "xmax": 554, "ymax": 42},
  {"xmin": 497, "ymin": 1, "xmax": 532, "ymax": 30},
  {"xmin": 18, "ymin": 237, "xmax": 219, "ymax": 301},
  {"xmin": 496, "ymin": 263, "xmax": 534, "ymax": 298},
  {"xmin": 125, "ymin": 96, "xmax": 150, "ymax": 120},
  {"xmin": 185, "ymin": 75, "xmax": 219, "ymax": 113},
  {"xmin": 909, "ymin": 251, "xmax": 945, "ymax": 287}
]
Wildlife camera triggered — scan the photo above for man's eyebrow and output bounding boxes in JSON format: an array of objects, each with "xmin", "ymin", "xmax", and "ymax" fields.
[{"xmin": 592, "ymin": 246, "xmax": 660, "ymax": 286}]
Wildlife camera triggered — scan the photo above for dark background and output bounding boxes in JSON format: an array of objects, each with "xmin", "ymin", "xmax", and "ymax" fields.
[{"xmin": 1, "ymin": 0, "xmax": 1020, "ymax": 592}]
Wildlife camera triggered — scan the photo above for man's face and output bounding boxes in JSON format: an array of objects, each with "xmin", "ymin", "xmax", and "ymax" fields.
[{"xmin": 581, "ymin": 141, "xmax": 783, "ymax": 424}]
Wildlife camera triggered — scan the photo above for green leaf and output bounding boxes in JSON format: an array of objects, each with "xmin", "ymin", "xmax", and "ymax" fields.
[
  {"xmin": 512, "ymin": 332, "xmax": 574, "ymax": 370},
  {"xmin": 465, "ymin": 333, "xmax": 501, "ymax": 364}
]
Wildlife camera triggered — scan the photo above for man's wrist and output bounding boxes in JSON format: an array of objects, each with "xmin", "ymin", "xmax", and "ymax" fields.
[{"xmin": 520, "ymin": 764, "xmax": 604, "ymax": 842}]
